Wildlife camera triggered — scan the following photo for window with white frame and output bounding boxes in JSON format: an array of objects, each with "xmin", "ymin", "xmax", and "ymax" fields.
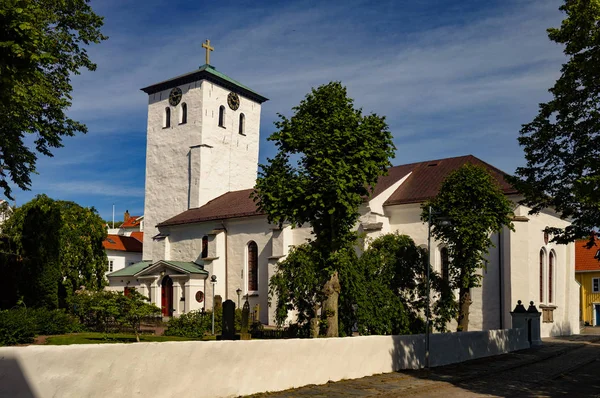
[
  {"xmin": 593, "ymin": 277, "xmax": 600, "ymax": 293},
  {"xmin": 108, "ymin": 260, "xmax": 114, "ymax": 272}
]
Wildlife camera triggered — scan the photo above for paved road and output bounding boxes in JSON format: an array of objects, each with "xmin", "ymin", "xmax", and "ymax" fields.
[{"xmin": 248, "ymin": 334, "xmax": 600, "ymax": 397}]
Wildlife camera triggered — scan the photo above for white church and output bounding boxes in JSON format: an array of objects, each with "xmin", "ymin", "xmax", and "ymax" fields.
[{"xmin": 107, "ymin": 42, "xmax": 579, "ymax": 337}]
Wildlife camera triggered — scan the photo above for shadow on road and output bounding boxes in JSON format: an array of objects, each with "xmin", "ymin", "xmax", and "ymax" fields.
[{"xmin": 405, "ymin": 335, "xmax": 600, "ymax": 397}]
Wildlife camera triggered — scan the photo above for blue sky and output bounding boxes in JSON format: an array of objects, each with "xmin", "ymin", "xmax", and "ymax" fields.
[{"xmin": 8, "ymin": 0, "xmax": 567, "ymax": 221}]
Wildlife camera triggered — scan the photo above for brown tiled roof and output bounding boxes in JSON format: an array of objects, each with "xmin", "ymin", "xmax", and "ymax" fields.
[
  {"xmin": 103, "ymin": 234, "xmax": 143, "ymax": 252},
  {"xmin": 158, "ymin": 155, "xmax": 518, "ymax": 227},
  {"xmin": 158, "ymin": 189, "xmax": 262, "ymax": 227},
  {"xmin": 384, "ymin": 155, "xmax": 517, "ymax": 206},
  {"xmin": 575, "ymin": 239, "xmax": 600, "ymax": 272}
]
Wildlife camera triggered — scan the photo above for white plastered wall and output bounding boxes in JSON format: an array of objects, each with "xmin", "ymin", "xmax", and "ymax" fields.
[
  {"xmin": 507, "ymin": 204, "xmax": 578, "ymax": 337},
  {"xmin": 142, "ymin": 79, "xmax": 261, "ymax": 262},
  {"xmin": 105, "ymin": 250, "xmax": 142, "ymax": 274}
]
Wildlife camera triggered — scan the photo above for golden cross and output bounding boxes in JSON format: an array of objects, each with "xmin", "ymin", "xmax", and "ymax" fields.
[{"xmin": 202, "ymin": 39, "xmax": 214, "ymax": 65}]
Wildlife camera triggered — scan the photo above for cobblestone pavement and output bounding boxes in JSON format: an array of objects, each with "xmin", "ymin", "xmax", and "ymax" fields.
[{"xmin": 247, "ymin": 335, "xmax": 600, "ymax": 397}]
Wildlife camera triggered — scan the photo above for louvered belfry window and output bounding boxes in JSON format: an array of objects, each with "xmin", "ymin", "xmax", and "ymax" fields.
[{"xmin": 248, "ymin": 241, "xmax": 258, "ymax": 291}]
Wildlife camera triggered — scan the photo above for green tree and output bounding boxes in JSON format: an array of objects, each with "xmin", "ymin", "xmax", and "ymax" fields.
[
  {"xmin": 0, "ymin": 0, "xmax": 107, "ymax": 200},
  {"xmin": 422, "ymin": 164, "xmax": 514, "ymax": 332},
  {"xmin": 1, "ymin": 195, "xmax": 107, "ymax": 308},
  {"xmin": 254, "ymin": 82, "xmax": 395, "ymax": 337},
  {"xmin": 119, "ymin": 289, "xmax": 161, "ymax": 342},
  {"xmin": 269, "ymin": 243, "xmax": 324, "ymax": 337},
  {"xmin": 340, "ymin": 233, "xmax": 455, "ymax": 336},
  {"xmin": 512, "ymin": 0, "xmax": 600, "ymax": 243}
]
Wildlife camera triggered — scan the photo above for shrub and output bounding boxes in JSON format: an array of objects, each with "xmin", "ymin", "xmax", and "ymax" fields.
[
  {"xmin": 164, "ymin": 310, "xmax": 211, "ymax": 338},
  {"xmin": 0, "ymin": 308, "xmax": 36, "ymax": 346},
  {"xmin": 31, "ymin": 308, "xmax": 81, "ymax": 335}
]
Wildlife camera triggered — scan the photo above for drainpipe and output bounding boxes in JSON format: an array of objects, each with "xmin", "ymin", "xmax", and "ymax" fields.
[
  {"xmin": 221, "ymin": 222, "xmax": 228, "ymax": 300},
  {"xmin": 498, "ymin": 229, "xmax": 504, "ymax": 329}
]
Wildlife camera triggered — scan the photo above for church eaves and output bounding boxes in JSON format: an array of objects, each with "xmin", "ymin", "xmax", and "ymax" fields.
[
  {"xmin": 140, "ymin": 64, "xmax": 268, "ymax": 104},
  {"xmin": 155, "ymin": 155, "xmax": 518, "ymax": 228}
]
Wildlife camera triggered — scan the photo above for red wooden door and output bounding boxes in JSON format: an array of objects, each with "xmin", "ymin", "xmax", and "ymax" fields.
[{"xmin": 161, "ymin": 275, "xmax": 173, "ymax": 317}]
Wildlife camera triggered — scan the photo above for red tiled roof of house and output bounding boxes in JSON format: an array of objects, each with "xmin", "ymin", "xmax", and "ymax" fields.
[
  {"xmin": 575, "ymin": 239, "xmax": 600, "ymax": 272},
  {"xmin": 157, "ymin": 155, "xmax": 518, "ymax": 228},
  {"xmin": 103, "ymin": 234, "xmax": 143, "ymax": 252},
  {"xmin": 121, "ymin": 216, "xmax": 142, "ymax": 228},
  {"xmin": 383, "ymin": 155, "xmax": 517, "ymax": 205},
  {"xmin": 130, "ymin": 231, "xmax": 144, "ymax": 243}
]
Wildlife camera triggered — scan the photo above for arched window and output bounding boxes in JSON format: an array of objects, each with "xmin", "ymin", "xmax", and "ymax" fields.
[
  {"xmin": 549, "ymin": 251, "xmax": 555, "ymax": 303},
  {"xmin": 440, "ymin": 247, "xmax": 450, "ymax": 281},
  {"xmin": 247, "ymin": 241, "xmax": 258, "ymax": 291},
  {"xmin": 201, "ymin": 235, "xmax": 208, "ymax": 258},
  {"xmin": 239, "ymin": 113, "xmax": 245, "ymax": 135},
  {"xmin": 180, "ymin": 103, "xmax": 187, "ymax": 124},
  {"xmin": 218, "ymin": 105, "xmax": 225, "ymax": 127},
  {"xmin": 539, "ymin": 249, "xmax": 545, "ymax": 303},
  {"xmin": 164, "ymin": 107, "xmax": 171, "ymax": 128}
]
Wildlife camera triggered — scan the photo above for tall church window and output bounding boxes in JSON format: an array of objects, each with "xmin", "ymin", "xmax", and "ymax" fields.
[
  {"xmin": 548, "ymin": 251, "xmax": 555, "ymax": 303},
  {"xmin": 247, "ymin": 241, "xmax": 258, "ymax": 291},
  {"xmin": 164, "ymin": 107, "xmax": 171, "ymax": 128},
  {"xmin": 440, "ymin": 247, "xmax": 450, "ymax": 281},
  {"xmin": 539, "ymin": 249, "xmax": 545, "ymax": 303},
  {"xmin": 180, "ymin": 103, "xmax": 187, "ymax": 124},
  {"xmin": 201, "ymin": 235, "xmax": 208, "ymax": 258},
  {"xmin": 219, "ymin": 105, "xmax": 225, "ymax": 127},
  {"xmin": 239, "ymin": 113, "xmax": 245, "ymax": 135}
]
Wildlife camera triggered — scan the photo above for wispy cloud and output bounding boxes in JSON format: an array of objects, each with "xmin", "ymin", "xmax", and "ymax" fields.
[{"xmin": 10, "ymin": 0, "xmax": 567, "ymax": 220}]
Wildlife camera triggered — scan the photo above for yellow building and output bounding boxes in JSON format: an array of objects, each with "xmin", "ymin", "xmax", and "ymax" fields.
[{"xmin": 575, "ymin": 239, "xmax": 600, "ymax": 326}]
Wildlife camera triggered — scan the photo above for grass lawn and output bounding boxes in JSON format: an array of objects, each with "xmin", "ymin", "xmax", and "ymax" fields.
[{"xmin": 45, "ymin": 332, "xmax": 209, "ymax": 345}]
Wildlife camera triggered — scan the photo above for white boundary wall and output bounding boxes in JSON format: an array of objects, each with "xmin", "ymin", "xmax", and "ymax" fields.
[{"xmin": 0, "ymin": 328, "xmax": 529, "ymax": 398}]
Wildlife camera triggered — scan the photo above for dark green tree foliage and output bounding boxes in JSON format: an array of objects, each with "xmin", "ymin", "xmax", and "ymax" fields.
[
  {"xmin": 1, "ymin": 195, "xmax": 107, "ymax": 308},
  {"xmin": 422, "ymin": 164, "xmax": 514, "ymax": 332},
  {"xmin": 274, "ymin": 234, "xmax": 455, "ymax": 336},
  {"xmin": 269, "ymin": 243, "xmax": 325, "ymax": 337},
  {"xmin": 512, "ymin": 0, "xmax": 600, "ymax": 243},
  {"xmin": 340, "ymin": 233, "xmax": 455, "ymax": 335},
  {"xmin": 0, "ymin": 0, "xmax": 107, "ymax": 199},
  {"xmin": 254, "ymin": 82, "xmax": 395, "ymax": 337},
  {"xmin": 19, "ymin": 196, "xmax": 62, "ymax": 308}
]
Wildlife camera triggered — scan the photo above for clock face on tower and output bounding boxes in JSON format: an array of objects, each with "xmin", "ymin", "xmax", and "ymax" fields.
[
  {"xmin": 169, "ymin": 87, "xmax": 182, "ymax": 106},
  {"xmin": 227, "ymin": 92, "xmax": 240, "ymax": 110}
]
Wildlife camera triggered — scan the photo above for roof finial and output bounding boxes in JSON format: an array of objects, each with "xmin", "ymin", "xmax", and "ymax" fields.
[{"xmin": 202, "ymin": 39, "xmax": 214, "ymax": 65}]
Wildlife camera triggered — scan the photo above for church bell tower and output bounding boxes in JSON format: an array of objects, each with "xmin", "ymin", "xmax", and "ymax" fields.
[{"xmin": 140, "ymin": 40, "xmax": 269, "ymax": 260}]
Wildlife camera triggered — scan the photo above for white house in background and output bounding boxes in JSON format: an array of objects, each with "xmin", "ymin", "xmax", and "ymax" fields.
[
  {"xmin": 107, "ymin": 54, "xmax": 579, "ymax": 336},
  {"xmin": 103, "ymin": 234, "xmax": 143, "ymax": 275},
  {"xmin": 107, "ymin": 210, "xmax": 144, "ymax": 237}
]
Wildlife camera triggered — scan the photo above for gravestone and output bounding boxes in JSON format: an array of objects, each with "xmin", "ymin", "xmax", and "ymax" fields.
[
  {"xmin": 214, "ymin": 295, "xmax": 222, "ymax": 311},
  {"xmin": 240, "ymin": 300, "xmax": 251, "ymax": 340},
  {"xmin": 217, "ymin": 300, "xmax": 239, "ymax": 340}
]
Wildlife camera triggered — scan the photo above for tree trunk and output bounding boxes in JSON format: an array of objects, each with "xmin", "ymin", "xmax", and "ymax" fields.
[
  {"xmin": 456, "ymin": 287, "xmax": 472, "ymax": 332},
  {"xmin": 322, "ymin": 272, "xmax": 341, "ymax": 337},
  {"xmin": 310, "ymin": 304, "xmax": 320, "ymax": 338}
]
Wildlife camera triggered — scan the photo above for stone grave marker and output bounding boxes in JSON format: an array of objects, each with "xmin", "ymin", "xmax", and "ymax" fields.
[{"xmin": 217, "ymin": 299, "xmax": 239, "ymax": 340}]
